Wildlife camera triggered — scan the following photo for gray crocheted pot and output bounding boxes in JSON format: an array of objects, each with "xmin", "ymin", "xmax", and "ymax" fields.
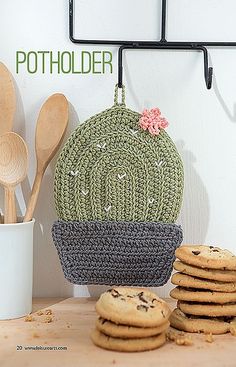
[{"xmin": 52, "ymin": 220, "xmax": 183, "ymax": 286}]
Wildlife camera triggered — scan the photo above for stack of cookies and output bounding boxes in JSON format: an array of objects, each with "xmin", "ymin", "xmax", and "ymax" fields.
[
  {"xmin": 170, "ymin": 245, "xmax": 236, "ymax": 334},
  {"xmin": 91, "ymin": 287, "xmax": 171, "ymax": 352}
]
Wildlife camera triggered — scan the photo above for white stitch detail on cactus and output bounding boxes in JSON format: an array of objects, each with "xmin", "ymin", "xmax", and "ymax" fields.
[
  {"xmin": 130, "ymin": 129, "xmax": 138, "ymax": 135},
  {"xmin": 97, "ymin": 143, "xmax": 106, "ymax": 149},
  {"xmin": 155, "ymin": 160, "xmax": 163, "ymax": 167},
  {"xmin": 118, "ymin": 173, "xmax": 126, "ymax": 180},
  {"xmin": 148, "ymin": 198, "xmax": 155, "ymax": 204},
  {"xmin": 81, "ymin": 190, "xmax": 89, "ymax": 196},
  {"xmin": 70, "ymin": 170, "xmax": 79, "ymax": 176},
  {"xmin": 104, "ymin": 205, "xmax": 112, "ymax": 213}
]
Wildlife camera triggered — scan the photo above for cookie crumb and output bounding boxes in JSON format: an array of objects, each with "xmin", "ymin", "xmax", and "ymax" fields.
[
  {"xmin": 230, "ymin": 325, "xmax": 236, "ymax": 336},
  {"xmin": 43, "ymin": 316, "xmax": 53, "ymax": 323},
  {"xmin": 33, "ymin": 333, "xmax": 40, "ymax": 338},
  {"xmin": 204, "ymin": 333, "xmax": 214, "ymax": 343},
  {"xmin": 167, "ymin": 331, "xmax": 178, "ymax": 341},
  {"xmin": 167, "ymin": 331, "xmax": 193, "ymax": 346},
  {"xmin": 45, "ymin": 309, "xmax": 52, "ymax": 315},
  {"xmin": 175, "ymin": 336, "xmax": 193, "ymax": 346},
  {"xmin": 37, "ymin": 310, "xmax": 44, "ymax": 316},
  {"xmin": 24, "ymin": 315, "xmax": 34, "ymax": 322},
  {"xmin": 166, "ymin": 331, "xmax": 193, "ymax": 346}
]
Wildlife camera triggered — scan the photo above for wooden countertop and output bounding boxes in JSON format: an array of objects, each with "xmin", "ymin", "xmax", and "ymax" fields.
[{"xmin": 0, "ymin": 297, "xmax": 235, "ymax": 367}]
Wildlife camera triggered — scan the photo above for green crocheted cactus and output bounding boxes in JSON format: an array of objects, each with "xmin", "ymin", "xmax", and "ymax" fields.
[{"xmin": 54, "ymin": 86, "xmax": 184, "ymax": 222}]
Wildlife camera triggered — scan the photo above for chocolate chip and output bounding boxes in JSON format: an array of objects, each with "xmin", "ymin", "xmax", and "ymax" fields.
[
  {"xmin": 212, "ymin": 249, "xmax": 219, "ymax": 252},
  {"xmin": 137, "ymin": 292, "xmax": 148, "ymax": 304},
  {"xmin": 110, "ymin": 289, "xmax": 121, "ymax": 298},
  {"xmin": 112, "ymin": 293, "xmax": 121, "ymax": 298},
  {"xmin": 209, "ymin": 246, "xmax": 214, "ymax": 249},
  {"xmin": 152, "ymin": 298, "xmax": 157, "ymax": 303},
  {"xmin": 223, "ymin": 316, "xmax": 234, "ymax": 322},
  {"xmin": 137, "ymin": 305, "xmax": 148, "ymax": 312},
  {"xmin": 192, "ymin": 250, "xmax": 201, "ymax": 255},
  {"xmin": 150, "ymin": 305, "xmax": 155, "ymax": 308},
  {"xmin": 127, "ymin": 295, "xmax": 134, "ymax": 298}
]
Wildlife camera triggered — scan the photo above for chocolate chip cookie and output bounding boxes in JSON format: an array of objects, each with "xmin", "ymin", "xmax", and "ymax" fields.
[
  {"xmin": 96, "ymin": 317, "xmax": 169, "ymax": 339},
  {"xmin": 174, "ymin": 260, "xmax": 236, "ymax": 282},
  {"xmin": 171, "ymin": 273, "xmax": 236, "ymax": 292},
  {"xmin": 95, "ymin": 287, "xmax": 171, "ymax": 327},
  {"xmin": 178, "ymin": 301, "xmax": 236, "ymax": 317},
  {"xmin": 170, "ymin": 287, "xmax": 236, "ymax": 304},
  {"xmin": 170, "ymin": 308, "xmax": 234, "ymax": 334},
  {"xmin": 91, "ymin": 329, "xmax": 166, "ymax": 352},
  {"xmin": 175, "ymin": 245, "xmax": 236, "ymax": 270}
]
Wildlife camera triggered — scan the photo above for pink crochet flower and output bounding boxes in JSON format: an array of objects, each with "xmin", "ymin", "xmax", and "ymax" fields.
[{"xmin": 139, "ymin": 108, "xmax": 169, "ymax": 136}]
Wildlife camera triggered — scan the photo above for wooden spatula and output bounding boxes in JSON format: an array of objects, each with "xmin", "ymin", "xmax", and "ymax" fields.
[{"xmin": 24, "ymin": 94, "xmax": 69, "ymax": 222}]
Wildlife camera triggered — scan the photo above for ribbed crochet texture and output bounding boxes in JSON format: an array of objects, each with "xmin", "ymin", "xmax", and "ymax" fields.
[
  {"xmin": 52, "ymin": 85, "xmax": 184, "ymax": 286},
  {"xmin": 54, "ymin": 86, "xmax": 184, "ymax": 222},
  {"xmin": 52, "ymin": 220, "xmax": 183, "ymax": 286}
]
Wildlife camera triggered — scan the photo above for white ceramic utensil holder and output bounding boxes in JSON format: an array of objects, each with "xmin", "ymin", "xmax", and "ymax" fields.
[{"xmin": 0, "ymin": 219, "xmax": 35, "ymax": 320}]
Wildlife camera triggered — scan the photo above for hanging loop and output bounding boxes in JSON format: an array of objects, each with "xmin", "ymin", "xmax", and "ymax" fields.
[{"xmin": 114, "ymin": 84, "xmax": 126, "ymax": 106}]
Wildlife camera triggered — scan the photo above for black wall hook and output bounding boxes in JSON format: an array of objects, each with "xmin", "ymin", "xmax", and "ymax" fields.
[
  {"xmin": 69, "ymin": 0, "xmax": 236, "ymax": 90},
  {"xmin": 118, "ymin": 45, "xmax": 213, "ymax": 90},
  {"xmin": 197, "ymin": 46, "xmax": 213, "ymax": 89}
]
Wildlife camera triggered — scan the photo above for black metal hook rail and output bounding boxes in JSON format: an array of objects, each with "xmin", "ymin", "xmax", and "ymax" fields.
[
  {"xmin": 69, "ymin": 0, "xmax": 236, "ymax": 89},
  {"xmin": 118, "ymin": 44, "xmax": 213, "ymax": 89}
]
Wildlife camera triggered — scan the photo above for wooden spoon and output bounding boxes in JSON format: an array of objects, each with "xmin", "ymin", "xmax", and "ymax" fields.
[
  {"xmin": 24, "ymin": 94, "xmax": 69, "ymax": 222},
  {"xmin": 0, "ymin": 62, "xmax": 16, "ymax": 135},
  {"xmin": 0, "ymin": 63, "xmax": 16, "ymax": 223},
  {"xmin": 0, "ymin": 132, "xmax": 28, "ymax": 224}
]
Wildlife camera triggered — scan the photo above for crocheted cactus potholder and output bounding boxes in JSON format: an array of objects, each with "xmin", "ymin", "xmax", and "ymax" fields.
[
  {"xmin": 52, "ymin": 85, "xmax": 184, "ymax": 287},
  {"xmin": 54, "ymin": 86, "xmax": 184, "ymax": 222}
]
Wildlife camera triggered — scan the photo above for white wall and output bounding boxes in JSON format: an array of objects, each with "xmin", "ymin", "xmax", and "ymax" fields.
[{"xmin": 1, "ymin": 0, "xmax": 236, "ymax": 298}]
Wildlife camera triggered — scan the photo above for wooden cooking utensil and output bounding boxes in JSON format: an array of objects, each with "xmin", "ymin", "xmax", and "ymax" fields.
[
  {"xmin": 24, "ymin": 94, "xmax": 69, "ymax": 222},
  {"xmin": 0, "ymin": 62, "xmax": 16, "ymax": 223},
  {"xmin": 0, "ymin": 132, "xmax": 28, "ymax": 224},
  {"xmin": 0, "ymin": 62, "xmax": 16, "ymax": 136}
]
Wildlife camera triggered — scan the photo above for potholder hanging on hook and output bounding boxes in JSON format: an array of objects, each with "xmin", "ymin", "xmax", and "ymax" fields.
[{"xmin": 52, "ymin": 85, "xmax": 184, "ymax": 286}]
